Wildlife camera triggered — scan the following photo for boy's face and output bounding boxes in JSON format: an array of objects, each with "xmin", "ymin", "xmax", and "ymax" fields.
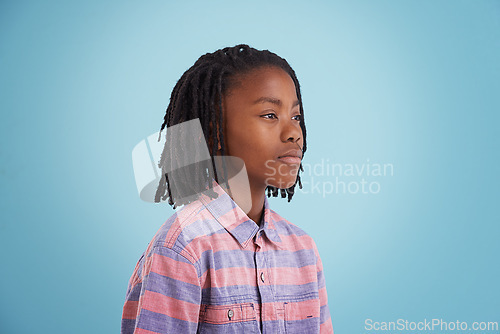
[{"xmin": 221, "ymin": 66, "xmax": 303, "ymax": 191}]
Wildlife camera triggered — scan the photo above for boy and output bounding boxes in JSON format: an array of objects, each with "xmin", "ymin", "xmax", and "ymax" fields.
[{"xmin": 122, "ymin": 44, "xmax": 333, "ymax": 333}]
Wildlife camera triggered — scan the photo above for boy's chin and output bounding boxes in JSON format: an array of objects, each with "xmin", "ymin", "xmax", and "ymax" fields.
[{"xmin": 266, "ymin": 177, "xmax": 298, "ymax": 190}]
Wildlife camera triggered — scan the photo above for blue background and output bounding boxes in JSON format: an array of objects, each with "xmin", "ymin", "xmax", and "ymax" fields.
[{"xmin": 1, "ymin": 1, "xmax": 498, "ymax": 333}]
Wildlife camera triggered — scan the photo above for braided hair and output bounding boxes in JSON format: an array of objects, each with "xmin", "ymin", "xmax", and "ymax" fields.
[{"xmin": 154, "ymin": 44, "xmax": 307, "ymax": 209}]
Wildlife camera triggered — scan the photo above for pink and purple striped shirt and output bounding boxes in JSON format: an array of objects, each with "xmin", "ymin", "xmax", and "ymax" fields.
[{"xmin": 121, "ymin": 181, "xmax": 333, "ymax": 333}]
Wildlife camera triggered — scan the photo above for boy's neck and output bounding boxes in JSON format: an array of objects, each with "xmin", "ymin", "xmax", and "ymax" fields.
[
  {"xmin": 219, "ymin": 177, "xmax": 265, "ymax": 226},
  {"xmin": 245, "ymin": 185, "xmax": 265, "ymax": 226}
]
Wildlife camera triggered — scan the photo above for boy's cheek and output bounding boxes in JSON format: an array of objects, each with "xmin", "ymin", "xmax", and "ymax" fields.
[{"xmin": 264, "ymin": 160, "xmax": 277, "ymax": 176}]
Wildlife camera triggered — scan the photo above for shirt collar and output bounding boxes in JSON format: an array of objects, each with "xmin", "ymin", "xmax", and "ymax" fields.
[{"xmin": 198, "ymin": 180, "xmax": 283, "ymax": 249}]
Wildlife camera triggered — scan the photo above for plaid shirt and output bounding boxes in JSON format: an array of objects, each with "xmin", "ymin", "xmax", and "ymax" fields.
[{"xmin": 121, "ymin": 181, "xmax": 333, "ymax": 333}]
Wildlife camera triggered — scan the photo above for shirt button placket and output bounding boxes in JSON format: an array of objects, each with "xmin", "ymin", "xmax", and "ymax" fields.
[{"xmin": 254, "ymin": 236, "xmax": 266, "ymax": 332}]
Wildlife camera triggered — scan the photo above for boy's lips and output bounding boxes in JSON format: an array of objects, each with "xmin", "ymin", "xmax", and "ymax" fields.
[
  {"xmin": 278, "ymin": 157, "xmax": 301, "ymax": 164},
  {"xmin": 277, "ymin": 149, "xmax": 302, "ymax": 165}
]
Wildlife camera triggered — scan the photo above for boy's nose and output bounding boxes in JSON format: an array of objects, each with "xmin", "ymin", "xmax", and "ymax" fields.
[{"xmin": 280, "ymin": 121, "xmax": 302, "ymax": 144}]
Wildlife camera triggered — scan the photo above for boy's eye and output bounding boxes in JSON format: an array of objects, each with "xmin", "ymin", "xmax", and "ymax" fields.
[
  {"xmin": 261, "ymin": 113, "xmax": 302, "ymax": 121},
  {"xmin": 262, "ymin": 113, "xmax": 277, "ymax": 119}
]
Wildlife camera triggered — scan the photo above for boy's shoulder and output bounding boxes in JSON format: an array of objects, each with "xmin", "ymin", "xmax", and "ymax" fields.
[
  {"xmin": 267, "ymin": 207, "xmax": 309, "ymax": 235},
  {"xmin": 147, "ymin": 199, "xmax": 219, "ymax": 260},
  {"xmin": 266, "ymin": 207, "xmax": 320, "ymax": 250}
]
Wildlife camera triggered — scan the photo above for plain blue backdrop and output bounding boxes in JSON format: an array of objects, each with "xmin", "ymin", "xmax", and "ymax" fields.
[{"xmin": 1, "ymin": 1, "xmax": 498, "ymax": 333}]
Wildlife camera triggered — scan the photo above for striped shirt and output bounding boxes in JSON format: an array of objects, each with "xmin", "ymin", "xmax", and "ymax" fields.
[{"xmin": 121, "ymin": 181, "xmax": 333, "ymax": 333}]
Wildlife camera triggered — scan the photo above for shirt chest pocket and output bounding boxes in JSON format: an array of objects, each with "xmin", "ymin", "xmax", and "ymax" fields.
[
  {"xmin": 198, "ymin": 302, "xmax": 260, "ymax": 334},
  {"xmin": 284, "ymin": 299, "xmax": 321, "ymax": 333}
]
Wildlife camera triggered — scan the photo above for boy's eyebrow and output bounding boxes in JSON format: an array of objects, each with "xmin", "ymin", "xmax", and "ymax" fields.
[{"xmin": 253, "ymin": 96, "xmax": 300, "ymax": 108}]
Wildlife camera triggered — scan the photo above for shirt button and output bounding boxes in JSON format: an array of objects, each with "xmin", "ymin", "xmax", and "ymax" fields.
[
  {"xmin": 228, "ymin": 309, "xmax": 234, "ymax": 319},
  {"xmin": 260, "ymin": 272, "xmax": 265, "ymax": 283}
]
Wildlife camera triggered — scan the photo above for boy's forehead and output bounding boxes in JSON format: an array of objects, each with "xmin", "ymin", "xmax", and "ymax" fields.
[{"xmin": 225, "ymin": 66, "xmax": 297, "ymax": 102}]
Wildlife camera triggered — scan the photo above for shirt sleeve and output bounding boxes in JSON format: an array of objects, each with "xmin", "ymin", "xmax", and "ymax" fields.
[
  {"xmin": 121, "ymin": 245, "xmax": 202, "ymax": 334},
  {"xmin": 314, "ymin": 242, "xmax": 334, "ymax": 334}
]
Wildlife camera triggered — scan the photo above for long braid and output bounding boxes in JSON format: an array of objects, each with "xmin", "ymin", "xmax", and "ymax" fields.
[{"xmin": 154, "ymin": 44, "xmax": 307, "ymax": 208}]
